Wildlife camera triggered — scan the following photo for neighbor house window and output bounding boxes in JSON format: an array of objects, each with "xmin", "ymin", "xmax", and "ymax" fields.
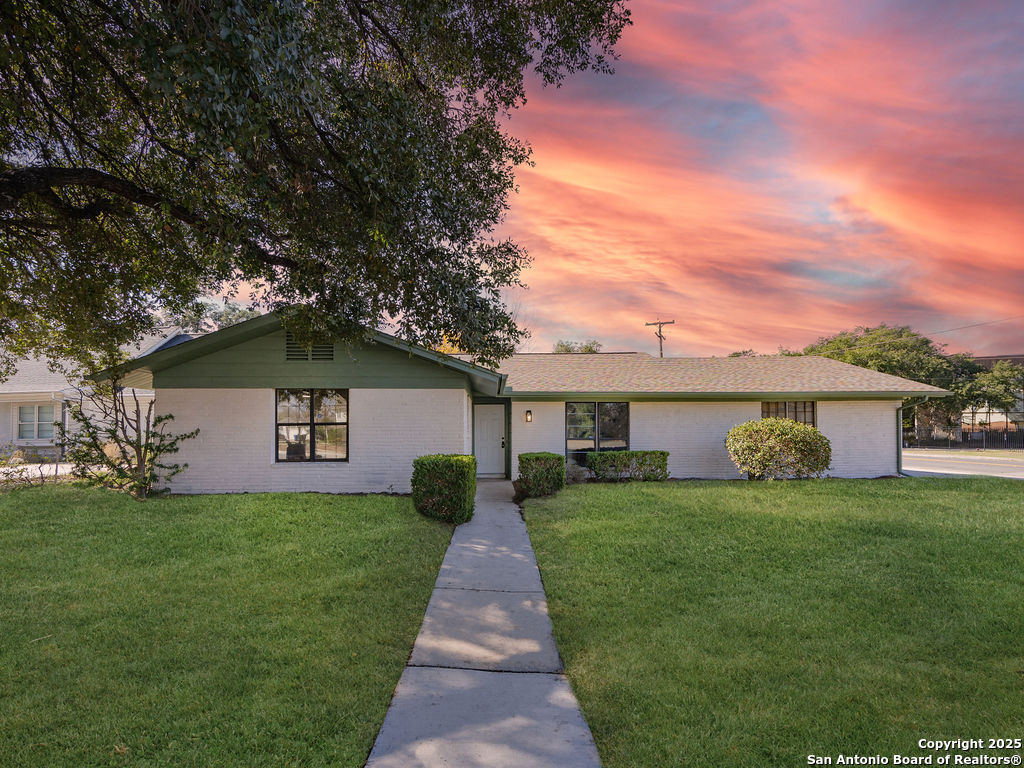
[
  {"xmin": 276, "ymin": 389, "xmax": 348, "ymax": 462},
  {"xmin": 761, "ymin": 401, "xmax": 816, "ymax": 426},
  {"xmin": 18, "ymin": 404, "xmax": 55, "ymax": 440},
  {"xmin": 565, "ymin": 402, "xmax": 629, "ymax": 466}
]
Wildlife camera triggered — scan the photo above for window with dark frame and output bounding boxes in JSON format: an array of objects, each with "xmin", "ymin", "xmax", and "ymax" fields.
[
  {"xmin": 761, "ymin": 401, "xmax": 816, "ymax": 426},
  {"xmin": 565, "ymin": 402, "xmax": 629, "ymax": 466},
  {"xmin": 276, "ymin": 389, "xmax": 348, "ymax": 462}
]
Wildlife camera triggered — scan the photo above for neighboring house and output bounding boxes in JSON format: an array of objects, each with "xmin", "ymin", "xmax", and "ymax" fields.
[
  {"xmin": 0, "ymin": 329, "xmax": 190, "ymax": 459},
  {"xmin": 103, "ymin": 313, "xmax": 947, "ymax": 493}
]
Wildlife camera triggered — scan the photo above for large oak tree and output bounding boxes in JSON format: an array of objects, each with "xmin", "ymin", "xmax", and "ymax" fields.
[
  {"xmin": 0, "ymin": 0, "xmax": 630, "ymax": 372},
  {"xmin": 799, "ymin": 324, "xmax": 984, "ymax": 427}
]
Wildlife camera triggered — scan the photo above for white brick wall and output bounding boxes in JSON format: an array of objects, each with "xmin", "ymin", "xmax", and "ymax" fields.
[
  {"xmin": 817, "ymin": 400, "xmax": 900, "ymax": 478},
  {"xmin": 157, "ymin": 388, "xmax": 470, "ymax": 494},
  {"xmin": 631, "ymin": 401, "xmax": 763, "ymax": 479},
  {"xmin": 510, "ymin": 399, "xmax": 901, "ymax": 480},
  {"xmin": 509, "ymin": 401, "xmax": 566, "ymax": 478}
]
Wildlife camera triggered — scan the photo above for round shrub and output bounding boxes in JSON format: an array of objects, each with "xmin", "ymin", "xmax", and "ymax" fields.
[{"xmin": 725, "ymin": 418, "xmax": 831, "ymax": 480}]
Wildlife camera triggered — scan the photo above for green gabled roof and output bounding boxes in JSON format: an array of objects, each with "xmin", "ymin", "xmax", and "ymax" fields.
[{"xmin": 93, "ymin": 313, "xmax": 506, "ymax": 396}]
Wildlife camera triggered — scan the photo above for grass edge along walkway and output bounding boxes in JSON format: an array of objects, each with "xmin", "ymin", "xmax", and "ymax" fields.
[
  {"xmin": 1, "ymin": 485, "xmax": 453, "ymax": 768},
  {"xmin": 524, "ymin": 478, "xmax": 1024, "ymax": 768}
]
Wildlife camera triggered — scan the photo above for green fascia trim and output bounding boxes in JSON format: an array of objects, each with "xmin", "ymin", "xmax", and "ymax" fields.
[
  {"xmin": 502, "ymin": 390, "xmax": 948, "ymax": 402},
  {"xmin": 93, "ymin": 313, "xmax": 505, "ymax": 396}
]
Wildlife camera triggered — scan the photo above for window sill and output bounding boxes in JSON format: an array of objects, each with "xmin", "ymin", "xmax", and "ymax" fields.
[{"xmin": 273, "ymin": 459, "xmax": 350, "ymax": 464}]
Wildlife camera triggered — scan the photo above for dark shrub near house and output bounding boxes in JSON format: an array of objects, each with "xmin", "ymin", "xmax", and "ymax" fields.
[
  {"xmin": 514, "ymin": 452, "xmax": 565, "ymax": 501},
  {"xmin": 586, "ymin": 450, "xmax": 670, "ymax": 482},
  {"xmin": 725, "ymin": 418, "xmax": 832, "ymax": 480},
  {"xmin": 412, "ymin": 454, "xmax": 477, "ymax": 524}
]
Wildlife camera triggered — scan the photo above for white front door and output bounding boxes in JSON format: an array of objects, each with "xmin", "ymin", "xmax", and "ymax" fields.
[{"xmin": 474, "ymin": 404, "xmax": 506, "ymax": 476}]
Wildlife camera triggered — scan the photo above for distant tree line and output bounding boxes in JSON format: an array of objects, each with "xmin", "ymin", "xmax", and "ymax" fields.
[
  {"xmin": 553, "ymin": 339, "xmax": 603, "ymax": 353},
  {"xmin": 790, "ymin": 324, "xmax": 1024, "ymax": 433}
]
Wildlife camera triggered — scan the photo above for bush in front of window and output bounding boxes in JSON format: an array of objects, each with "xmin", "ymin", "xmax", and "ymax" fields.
[
  {"xmin": 513, "ymin": 452, "xmax": 565, "ymax": 501},
  {"xmin": 411, "ymin": 454, "xmax": 477, "ymax": 524},
  {"xmin": 725, "ymin": 418, "xmax": 832, "ymax": 480},
  {"xmin": 586, "ymin": 450, "xmax": 670, "ymax": 482}
]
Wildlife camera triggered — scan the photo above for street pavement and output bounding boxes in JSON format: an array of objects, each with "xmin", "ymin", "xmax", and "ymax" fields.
[{"xmin": 902, "ymin": 449, "xmax": 1024, "ymax": 479}]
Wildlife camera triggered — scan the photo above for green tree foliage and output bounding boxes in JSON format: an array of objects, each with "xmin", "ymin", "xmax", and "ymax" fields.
[
  {"xmin": 725, "ymin": 418, "xmax": 832, "ymax": 480},
  {"xmin": 167, "ymin": 298, "xmax": 261, "ymax": 334},
  {"xmin": 728, "ymin": 349, "xmax": 756, "ymax": 357},
  {"xmin": 974, "ymin": 361, "xmax": 1024, "ymax": 426},
  {"xmin": 0, "ymin": 0, "xmax": 631, "ymax": 374},
  {"xmin": 800, "ymin": 324, "xmax": 984, "ymax": 426},
  {"xmin": 553, "ymin": 339, "xmax": 604, "ymax": 353}
]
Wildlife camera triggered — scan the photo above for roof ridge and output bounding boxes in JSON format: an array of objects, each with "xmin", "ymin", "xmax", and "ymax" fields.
[{"xmin": 510, "ymin": 351, "xmax": 647, "ymax": 355}]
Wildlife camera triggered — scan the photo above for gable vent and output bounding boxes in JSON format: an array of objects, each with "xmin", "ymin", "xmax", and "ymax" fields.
[
  {"xmin": 311, "ymin": 343, "xmax": 334, "ymax": 361},
  {"xmin": 285, "ymin": 332, "xmax": 308, "ymax": 361},
  {"xmin": 285, "ymin": 332, "xmax": 335, "ymax": 362}
]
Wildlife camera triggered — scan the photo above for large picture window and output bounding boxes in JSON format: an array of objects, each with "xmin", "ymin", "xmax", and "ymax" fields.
[
  {"xmin": 276, "ymin": 389, "xmax": 348, "ymax": 462},
  {"xmin": 761, "ymin": 401, "xmax": 816, "ymax": 426},
  {"xmin": 565, "ymin": 402, "xmax": 629, "ymax": 466},
  {"xmin": 18, "ymin": 404, "xmax": 55, "ymax": 440}
]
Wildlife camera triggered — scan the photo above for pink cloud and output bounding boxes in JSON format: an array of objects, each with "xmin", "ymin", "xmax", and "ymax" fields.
[{"xmin": 501, "ymin": 0, "xmax": 1024, "ymax": 356}]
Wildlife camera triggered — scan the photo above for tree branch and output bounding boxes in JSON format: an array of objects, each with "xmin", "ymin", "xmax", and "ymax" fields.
[{"xmin": 0, "ymin": 166, "xmax": 299, "ymax": 270}]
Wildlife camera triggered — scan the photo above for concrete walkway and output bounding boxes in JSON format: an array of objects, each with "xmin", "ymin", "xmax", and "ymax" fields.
[{"xmin": 365, "ymin": 480, "xmax": 601, "ymax": 768}]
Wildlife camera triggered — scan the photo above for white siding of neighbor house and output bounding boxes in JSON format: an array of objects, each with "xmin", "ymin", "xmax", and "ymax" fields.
[
  {"xmin": 509, "ymin": 401, "xmax": 567, "ymax": 478},
  {"xmin": 156, "ymin": 387, "xmax": 471, "ymax": 494},
  {"xmin": 0, "ymin": 402, "xmax": 12, "ymax": 446},
  {"xmin": 0, "ymin": 398, "xmax": 64, "ymax": 457},
  {"xmin": 511, "ymin": 399, "xmax": 901, "ymax": 480}
]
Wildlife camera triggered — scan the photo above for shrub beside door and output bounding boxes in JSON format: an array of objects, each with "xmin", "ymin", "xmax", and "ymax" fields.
[
  {"xmin": 411, "ymin": 454, "xmax": 477, "ymax": 524},
  {"xmin": 513, "ymin": 452, "xmax": 565, "ymax": 501}
]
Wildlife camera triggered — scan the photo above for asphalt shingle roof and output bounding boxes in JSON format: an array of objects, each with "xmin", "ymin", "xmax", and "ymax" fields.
[
  {"xmin": 494, "ymin": 352, "xmax": 948, "ymax": 396},
  {"xmin": 0, "ymin": 329, "xmax": 188, "ymax": 394}
]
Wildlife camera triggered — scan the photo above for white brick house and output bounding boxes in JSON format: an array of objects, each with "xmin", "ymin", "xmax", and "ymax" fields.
[{"xmin": 106, "ymin": 314, "xmax": 947, "ymax": 493}]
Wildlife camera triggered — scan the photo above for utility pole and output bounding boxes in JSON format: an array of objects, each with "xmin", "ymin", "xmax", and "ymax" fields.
[{"xmin": 645, "ymin": 318, "xmax": 675, "ymax": 358}]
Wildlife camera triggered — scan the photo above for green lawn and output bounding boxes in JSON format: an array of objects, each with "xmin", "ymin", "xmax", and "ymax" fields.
[
  {"xmin": 524, "ymin": 478, "xmax": 1024, "ymax": 767},
  {"xmin": 0, "ymin": 486, "xmax": 452, "ymax": 768}
]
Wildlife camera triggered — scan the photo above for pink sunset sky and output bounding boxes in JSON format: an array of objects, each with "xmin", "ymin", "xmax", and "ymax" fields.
[{"xmin": 498, "ymin": 0, "xmax": 1024, "ymax": 356}]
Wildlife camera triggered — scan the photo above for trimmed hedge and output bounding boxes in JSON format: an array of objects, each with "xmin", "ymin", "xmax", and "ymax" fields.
[
  {"xmin": 725, "ymin": 418, "xmax": 832, "ymax": 480},
  {"xmin": 513, "ymin": 452, "xmax": 565, "ymax": 502},
  {"xmin": 586, "ymin": 450, "xmax": 670, "ymax": 482},
  {"xmin": 411, "ymin": 454, "xmax": 477, "ymax": 524}
]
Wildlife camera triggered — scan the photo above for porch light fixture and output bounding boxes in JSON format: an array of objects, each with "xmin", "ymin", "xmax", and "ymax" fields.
[{"xmin": 525, "ymin": 410, "xmax": 533, "ymax": 423}]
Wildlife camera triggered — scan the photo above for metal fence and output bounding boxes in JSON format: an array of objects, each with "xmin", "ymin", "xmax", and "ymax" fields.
[{"xmin": 905, "ymin": 427, "xmax": 1024, "ymax": 451}]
